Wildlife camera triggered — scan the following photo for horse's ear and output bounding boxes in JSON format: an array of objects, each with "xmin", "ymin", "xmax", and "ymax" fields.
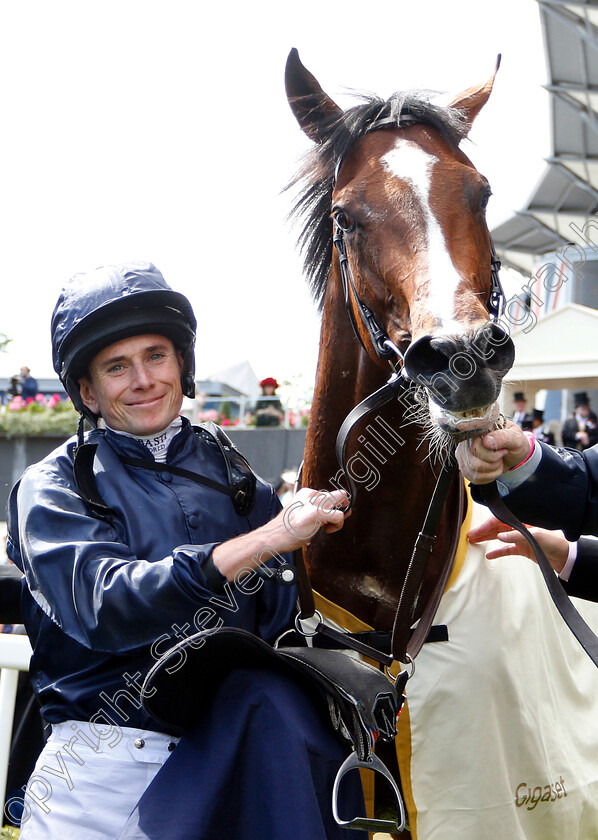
[
  {"xmin": 285, "ymin": 48, "xmax": 342, "ymax": 144},
  {"xmin": 448, "ymin": 54, "xmax": 501, "ymax": 133}
]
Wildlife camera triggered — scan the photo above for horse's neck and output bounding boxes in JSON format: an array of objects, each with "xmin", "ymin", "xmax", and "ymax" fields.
[{"xmin": 303, "ymin": 277, "xmax": 464, "ymax": 629}]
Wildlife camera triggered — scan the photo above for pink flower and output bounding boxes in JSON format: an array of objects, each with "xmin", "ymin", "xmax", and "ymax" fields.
[
  {"xmin": 35, "ymin": 394, "xmax": 45, "ymax": 403},
  {"xmin": 198, "ymin": 409, "xmax": 219, "ymax": 422}
]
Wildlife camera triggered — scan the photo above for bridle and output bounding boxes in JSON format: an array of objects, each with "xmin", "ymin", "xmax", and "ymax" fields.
[
  {"xmin": 299, "ymin": 119, "xmax": 508, "ymax": 669},
  {"xmin": 324, "ymin": 124, "xmax": 598, "ymax": 677},
  {"xmin": 331, "ymin": 113, "xmax": 506, "ymax": 371},
  {"xmin": 334, "ymin": 217, "xmax": 504, "ymax": 370},
  {"xmin": 331, "ymin": 115, "xmax": 507, "ymax": 506}
]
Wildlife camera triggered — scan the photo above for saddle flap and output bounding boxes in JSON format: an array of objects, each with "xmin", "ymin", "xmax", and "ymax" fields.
[{"xmin": 142, "ymin": 627, "xmax": 398, "ymax": 743}]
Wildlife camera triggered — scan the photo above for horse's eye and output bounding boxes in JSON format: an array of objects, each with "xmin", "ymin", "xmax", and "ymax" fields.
[
  {"xmin": 333, "ymin": 209, "xmax": 356, "ymax": 233},
  {"xmin": 480, "ymin": 190, "xmax": 492, "ymax": 212}
]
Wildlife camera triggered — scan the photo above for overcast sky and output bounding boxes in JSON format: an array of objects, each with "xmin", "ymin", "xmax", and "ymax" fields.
[{"xmin": 0, "ymin": 0, "xmax": 549, "ymax": 388}]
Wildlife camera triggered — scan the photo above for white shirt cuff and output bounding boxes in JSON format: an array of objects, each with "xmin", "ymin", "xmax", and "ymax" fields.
[
  {"xmin": 496, "ymin": 440, "xmax": 543, "ymax": 497},
  {"xmin": 559, "ymin": 542, "xmax": 578, "ymax": 582}
]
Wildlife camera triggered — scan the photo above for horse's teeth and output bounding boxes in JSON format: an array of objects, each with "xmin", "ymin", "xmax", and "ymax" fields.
[{"xmin": 459, "ymin": 407, "xmax": 487, "ymax": 419}]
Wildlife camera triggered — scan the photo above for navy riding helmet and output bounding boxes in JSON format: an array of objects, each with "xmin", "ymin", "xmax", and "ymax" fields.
[{"xmin": 51, "ymin": 262, "xmax": 197, "ymax": 422}]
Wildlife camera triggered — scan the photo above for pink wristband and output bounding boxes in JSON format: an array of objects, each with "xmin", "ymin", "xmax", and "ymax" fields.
[{"xmin": 508, "ymin": 431, "xmax": 535, "ymax": 472}]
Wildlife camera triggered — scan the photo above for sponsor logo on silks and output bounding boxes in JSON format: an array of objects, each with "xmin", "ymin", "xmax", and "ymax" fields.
[{"xmin": 515, "ymin": 777, "xmax": 567, "ymax": 811}]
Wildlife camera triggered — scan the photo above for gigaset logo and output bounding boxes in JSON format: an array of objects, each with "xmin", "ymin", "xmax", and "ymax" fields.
[{"xmin": 515, "ymin": 777, "xmax": 567, "ymax": 811}]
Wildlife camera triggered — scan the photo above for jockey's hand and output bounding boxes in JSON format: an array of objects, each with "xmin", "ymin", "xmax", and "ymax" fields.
[
  {"xmin": 212, "ymin": 488, "xmax": 351, "ymax": 581},
  {"xmin": 467, "ymin": 514, "xmax": 569, "ymax": 574},
  {"xmin": 275, "ymin": 487, "xmax": 351, "ymax": 552},
  {"xmin": 456, "ymin": 421, "xmax": 531, "ymax": 484}
]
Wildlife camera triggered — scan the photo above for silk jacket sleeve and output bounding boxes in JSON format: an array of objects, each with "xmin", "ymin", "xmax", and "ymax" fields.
[{"xmin": 7, "ymin": 436, "xmax": 295, "ymax": 654}]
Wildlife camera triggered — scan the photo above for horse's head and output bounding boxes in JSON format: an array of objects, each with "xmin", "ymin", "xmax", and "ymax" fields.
[{"xmin": 286, "ymin": 49, "xmax": 514, "ymax": 443}]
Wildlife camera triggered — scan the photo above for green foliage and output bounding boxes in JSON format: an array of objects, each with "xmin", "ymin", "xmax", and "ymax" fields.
[
  {"xmin": 0, "ymin": 333, "xmax": 11, "ymax": 353},
  {"xmin": 0, "ymin": 397, "xmax": 79, "ymax": 438}
]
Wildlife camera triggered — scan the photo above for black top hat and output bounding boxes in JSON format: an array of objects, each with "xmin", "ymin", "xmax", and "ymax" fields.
[
  {"xmin": 513, "ymin": 392, "xmax": 527, "ymax": 402},
  {"xmin": 574, "ymin": 391, "xmax": 590, "ymax": 407},
  {"xmin": 532, "ymin": 409, "xmax": 544, "ymax": 422}
]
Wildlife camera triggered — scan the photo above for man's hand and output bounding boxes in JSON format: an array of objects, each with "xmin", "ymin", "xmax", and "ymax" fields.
[
  {"xmin": 467, "ymin": 514, "xmax": 569, "ymax": 573},
  {"xmin": 212, "ymin": 488, "xmax": 351, "ymax": 581},
  {"xmin": 456, "ymin": 421, "xmax": 531, "ymax": 485},
  {"xmin": 272, "ymin": 487, "xmax": 351, "ymax": 552}
]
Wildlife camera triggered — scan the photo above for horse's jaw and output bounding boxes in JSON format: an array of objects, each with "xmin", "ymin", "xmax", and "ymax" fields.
[{"xmin": 428, "ymin": 399, "xmax": 502, "ymax": 443}]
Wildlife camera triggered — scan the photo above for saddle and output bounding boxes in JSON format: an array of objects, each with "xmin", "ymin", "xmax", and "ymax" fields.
[{"xmin": 141, "ymin": 624, "xmax": 407, "ymax": 834}]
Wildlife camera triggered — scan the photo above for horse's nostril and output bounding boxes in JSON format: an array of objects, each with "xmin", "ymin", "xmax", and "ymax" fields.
[
  {"xmin": 471, "ymin": 323, "xmax": 515, "ymax": 372},
  {"xmin": 404, "ymin": 336, "xmax": 454, "ymax": 380}
]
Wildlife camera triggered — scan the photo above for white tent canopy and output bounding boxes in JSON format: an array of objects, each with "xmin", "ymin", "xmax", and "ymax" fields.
[
  {"xmin": 502, "ymin": 302, "xmax": 598, "ymax": 413},
  {"xmin": 204, "ymin": 359, "xmax": 261, "ymax": 404}
]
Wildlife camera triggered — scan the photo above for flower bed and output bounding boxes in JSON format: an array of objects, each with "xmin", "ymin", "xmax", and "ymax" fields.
[{"xmin": 0, "ymin": 395, "xmax": 79, "ymax": 438}]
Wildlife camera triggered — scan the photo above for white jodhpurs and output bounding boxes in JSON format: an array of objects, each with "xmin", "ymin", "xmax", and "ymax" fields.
[{"xmin": 16, "ymin": 721, "xmax": 179, "ymax": 840}]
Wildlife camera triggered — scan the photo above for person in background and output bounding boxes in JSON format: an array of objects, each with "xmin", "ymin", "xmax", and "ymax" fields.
[
  {"xmin": 8, "ymin": 375, "xmax": 21, "ymax": 399},
  {"xmin": 255, "ymin": 376, "xmax": 284, "ymax": 427},
  {"xmin": 511, "ymin": 392, "xmax": 531, "ymax": 428},
  {"xmin": 19, "ymin": 367, "xmax": 38, "ymax": 400},
  {"xmin": 528, "ymin": 408, "xmax": 555, "ymax": 446},
  {"xmin": 561, "ymin": 391, "xmax": 598, "ymax": 451}
]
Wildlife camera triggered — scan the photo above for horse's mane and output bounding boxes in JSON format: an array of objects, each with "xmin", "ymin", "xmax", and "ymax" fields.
[{"xmin": 287, "ymin": 91, "xmax": 469, "ymax": 309}]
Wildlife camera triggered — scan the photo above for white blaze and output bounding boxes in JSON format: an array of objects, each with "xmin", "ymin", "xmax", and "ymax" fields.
[{"xmin": 381, "ymin": 140, "xmax": 462, "ymax": 331}]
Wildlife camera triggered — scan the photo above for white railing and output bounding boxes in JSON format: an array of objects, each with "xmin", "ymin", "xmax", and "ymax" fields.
[{"xmin": 0, "ymin": 634, "xmax": 32, "ymax": 811}]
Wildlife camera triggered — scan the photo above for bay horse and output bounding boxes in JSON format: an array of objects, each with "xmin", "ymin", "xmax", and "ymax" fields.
[{"xmin": 285, "ymin": 49, "xmax": 598, "ymax": 839}]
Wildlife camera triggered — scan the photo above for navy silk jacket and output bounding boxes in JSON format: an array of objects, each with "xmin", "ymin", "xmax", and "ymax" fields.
[{"xmin": 7, "ymin": 419, "xmax": 297, "ymax": 733}]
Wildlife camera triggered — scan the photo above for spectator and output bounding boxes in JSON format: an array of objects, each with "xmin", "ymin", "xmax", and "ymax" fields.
[
  {"xmin": 255, "ymin": 376, "xmax": 284, "ymax": 427},
  {"xmin": 530, "ymin": 408, "xmax": 555, "ymax": 446},
  {"xmin": 511, "ymin": 391, "xmax": 531, "ymax": 428},
  {"xmin": 8, "ymin": 375, "xmax": 20, "ymax": 399},
  {"xmin": 561, "ymin": 391, "xmax": 598, "ymax": 451},
  {"xmin": 19, "ymin": 367, "xmax": 38, "ymax": 400}
]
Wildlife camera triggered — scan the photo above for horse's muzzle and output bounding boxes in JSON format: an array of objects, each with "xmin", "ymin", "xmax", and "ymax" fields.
[{"xmin": 402, "ymin": 323, "xmax": 515, "ymax": 413}]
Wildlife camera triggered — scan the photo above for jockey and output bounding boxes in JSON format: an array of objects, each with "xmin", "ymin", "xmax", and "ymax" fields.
[
  {"xmin": 7, "ymin": 262, "xmax": 362, "ymax": 840},
  {"xmin": 456, "ymin": 420, "xmax": 598, "ymax": 602}
]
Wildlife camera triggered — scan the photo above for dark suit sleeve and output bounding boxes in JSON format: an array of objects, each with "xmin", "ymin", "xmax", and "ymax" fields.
[
  {"xmin": 561, "ymin": 419, "xmax": 578, "ymax": 449},
  {"xmin": 0, "ymin": 564, "xmax": 24, "ymax": 624},
  {"xmin": 588, "ymin": 416, "xmax": 598, "ymax": 448},
  {"xmin": 562, "ymin": 537, "xmax": 598, "ymax": 602},
  {"xmin": 472, "ymin": 442, "xmax": 598, "ymax": 540}
]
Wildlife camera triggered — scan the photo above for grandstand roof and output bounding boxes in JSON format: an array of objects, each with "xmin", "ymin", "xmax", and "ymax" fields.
[{"xmin": 492, "ymin": 0, "xmax": 598, "ymax": 275}]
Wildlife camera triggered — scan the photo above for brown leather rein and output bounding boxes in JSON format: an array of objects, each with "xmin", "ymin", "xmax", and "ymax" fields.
[{"xmin": 293, "ymin": 370, "xmax": 464, "ymax": 676}]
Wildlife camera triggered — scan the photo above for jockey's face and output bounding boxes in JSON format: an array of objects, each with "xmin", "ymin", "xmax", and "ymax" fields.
[{"xmin": 79, "ymin": 333, "xmax": 184, "ymax": 436}]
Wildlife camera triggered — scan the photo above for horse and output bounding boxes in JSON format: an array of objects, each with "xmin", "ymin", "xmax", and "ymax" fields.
[{"xmin": 285, "ymin": 49, "xmax": 598, "ymax": 840}]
